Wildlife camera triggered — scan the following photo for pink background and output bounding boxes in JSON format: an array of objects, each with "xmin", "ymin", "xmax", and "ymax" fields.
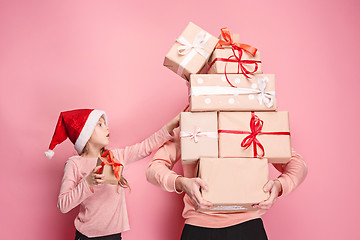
[{"xmin": 1, "ymin": 0, "xmax": 359, "ymax": 239}]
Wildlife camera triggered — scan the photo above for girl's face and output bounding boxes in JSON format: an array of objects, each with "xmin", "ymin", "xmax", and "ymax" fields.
[{"xmin": 87, "ymin": 117, "xmax": 110, "ymax": 149}]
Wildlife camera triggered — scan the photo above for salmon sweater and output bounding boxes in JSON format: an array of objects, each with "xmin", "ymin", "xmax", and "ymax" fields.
[
  {"xmin": 57, "ymin": 126, "xmax": 173, "ymax": 237},
  {"xmin": 146, "ymin": 127, "xmax": 308, "ymax": 228}
]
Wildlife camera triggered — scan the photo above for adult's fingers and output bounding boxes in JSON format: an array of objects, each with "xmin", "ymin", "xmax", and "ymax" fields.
[
  {"xmin": 263, "ymin": 180, "xmax": 274, "ymax": 193},
  {"xmin": 194, "ymin": 178, "xmax": 208, "ymax": 191},
  {"xmin": 258, "ymin": 187, "xmax": 278, "ymax": 209},
  {"xmin": 192, "ymin": 179, "xmax": 212, "ymax": 209}
]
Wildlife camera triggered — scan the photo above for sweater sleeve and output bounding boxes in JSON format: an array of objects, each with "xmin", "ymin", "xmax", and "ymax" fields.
[
  {"xmin": 57, "ymin": 159, "xmax": 94, "ymax": 213},
  {"xmin": 272, "ymin": 148, "xmax": 308, "ymax": 197},
  {"xmin": 119, "ymin": 126, "xmax": 174, "ymax": 165},
  {"xmin": 145, "ymin": 127, "xmax": 182, "ymax": 193}
]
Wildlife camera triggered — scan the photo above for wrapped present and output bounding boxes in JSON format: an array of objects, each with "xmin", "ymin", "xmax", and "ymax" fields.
[
  {"xmin": 164, "ymin": 22, "xmax": 219, "ymax": 80},
  {"xmin": 198, "ymin": 157, "xmax": 269, "ymax": 212},
  {"xmin": 208, "ymin": 28, "xmax": 262, "ymax": 76},
  {"xmin": 96, "ymin": 151, "xmax": 123, "ymax": 185},
  {"xmin": 189, "ymin": 74, "xmax": 276, "ymax": 112},
  {"xmin": 218, "ymin": 111, "xmax": 291, "ymax": 163},
  {"xmin": 180, "ymin": 112, "xmax": 218, "ymax": 164}
]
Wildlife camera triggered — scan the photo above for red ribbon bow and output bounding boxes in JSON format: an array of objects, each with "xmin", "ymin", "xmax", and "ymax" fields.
[
  {"xmin": 215, "ymin": 27, "xmax": 257, "ymax": 55},
  {"xmin": 208, "ymin": 28, "xmax": 261, "ymax": 85},
  {"xmin": 218, "ymin": 112, "xmax": 290, "ymax": 158},
  {"xmin": 97, "ymin": 150, "xmax": 123, "ymax": 180}
]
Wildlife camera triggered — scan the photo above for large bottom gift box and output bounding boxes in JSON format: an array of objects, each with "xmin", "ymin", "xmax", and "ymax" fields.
[
  {"xmin": 198, "ymin": 157, "xmax": 269, "ymax": 212},
  {"xmin": 218, "ymin": 111, "xmax": 292, "ymax": 163},
  {"xmin": 180, "ymin": 112, "xmax": 218, "ymax": 164}
]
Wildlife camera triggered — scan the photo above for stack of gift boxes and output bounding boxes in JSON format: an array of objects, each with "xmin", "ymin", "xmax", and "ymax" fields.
[{"xmin": 164, "ymin": 22, "xmax": 292, "ymax": 212}]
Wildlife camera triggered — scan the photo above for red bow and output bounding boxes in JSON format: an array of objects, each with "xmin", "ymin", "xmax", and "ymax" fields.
[
  {"xmin": 215, "ymin": 27, "xmax": 257, "ymax": 56},
  {"xmin": 97, "ymin": 150, "xmax": 123, "ymax": 180},
  {"xmin": 208, "ymin": 28, "xmax": 261, "ymax": 85},
  {"xmin": 218, "ymin": 112, "xmax": 290, "ymax": 158}
]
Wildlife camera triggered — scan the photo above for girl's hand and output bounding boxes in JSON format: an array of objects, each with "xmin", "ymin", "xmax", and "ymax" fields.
[
  {"xmin": 175, "ymin": 176, "xmax": 213, "ymax": 210},
  {"xmin": 86, "ymin": 165, "xmax": 105, "ymax": 186},
  {"xmin": 165, "ymin": 105, "xmax": 189, "ymax": 134},
  {"xmin": 253, "ymin": 179, "xmax": 282, "ymax": 210}
]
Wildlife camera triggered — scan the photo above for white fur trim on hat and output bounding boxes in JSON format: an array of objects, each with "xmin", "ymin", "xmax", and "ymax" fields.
[
  {"xmin": 74, "ymin": 110, "xmax": 107, "ymax": 154},
  {"xmin": 45, "ymin": 149, "xmax": 55, "ymax": 159}
]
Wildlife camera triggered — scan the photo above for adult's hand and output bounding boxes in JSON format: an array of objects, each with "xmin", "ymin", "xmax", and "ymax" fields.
[
  {"xmin": 175, "ymin": 176, "xmax": 213, "ymax": 209},
  {"xmin": 253, "ymin": 179, "xmax": 282, "ymax": 210}
]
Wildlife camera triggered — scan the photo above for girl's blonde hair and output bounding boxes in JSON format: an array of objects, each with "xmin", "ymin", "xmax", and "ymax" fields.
[{"xmin": 81, "ymin": 145, "xmax": 130, "ymax": 190}]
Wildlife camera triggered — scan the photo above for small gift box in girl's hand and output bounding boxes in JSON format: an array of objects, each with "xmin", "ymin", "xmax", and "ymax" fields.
[
  {"xmin": 164, "ymin": 22, "xmax": 219, "ymax": 81},
  {"xmin": 96, "ymin": 155, "xmax": 124, "ymax": 185},
  {"xmin": 218, "ymin": 111, "xmax": 292, "ymax": 163},
  {"xmin": 189, "ymin": 74, "xmax": 277, "ymax": 112},
  {"xmin": 208, "ymin": 28, "xmax": 262, "ymax": 76},
  {"xmin": 198, "ymin": 157, "xmax": 269, "ymax": 213},
  {"xmin": 180, "ymin": 112, "xmax": 218, "ymax": 164}
]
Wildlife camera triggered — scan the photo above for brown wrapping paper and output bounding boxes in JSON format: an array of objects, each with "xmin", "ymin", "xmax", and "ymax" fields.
[
  {"xmin": 164, "ymin": 22, "xmax": 219, "ymax": 80},
  {"xmin": 198, "ymin": 157, "xmax": 269, "ymax": 212},
  {"xmin": 189, "ymin": 74, "xmax": 277, "ymax": 112},
  {"xmin": 180, "ymin": 112, "xmax": 218, "ymax": 164},
  {"xmin": 218, "ymin": 111, "xmax": 291, "ymax": 163}
]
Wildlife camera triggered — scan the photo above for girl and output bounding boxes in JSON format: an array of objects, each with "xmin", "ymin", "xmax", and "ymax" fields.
[{"xmin": 45, "ymin": 108, "xmax": 179, "ymax": 239}]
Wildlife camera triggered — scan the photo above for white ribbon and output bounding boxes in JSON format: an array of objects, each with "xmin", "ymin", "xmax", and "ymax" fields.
[
  {"xmin": 210, "ymin": 205, "xmax": 247, "ymax": 211},
  {"xmin": 190, "ymin": 77, "xmax": 275, "ymax": 108},
  {"xmin": 176, "ymin": 31, "xmax": 211, "ymax": 76},
  {"xmin": 180, "ymin": 127, "xmax": 218, "ymax": 143},
  {"xmin": 256, "ymin": 77, "xmax": 275, "ymax": 108}
]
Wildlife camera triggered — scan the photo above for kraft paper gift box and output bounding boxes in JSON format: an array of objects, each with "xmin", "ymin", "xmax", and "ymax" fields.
[
  {"xmin": 189, "ymin": 74, "xmax": 277, "ymax": 112},
  {"xmin": 207, "ymin": 48, "xmax": 262, "ymax": 75},
  {"xmin": 96, "ymin": 157, "xmax": 124, "ymax": 185},
  {"xmin": 198, "ymin": 157, "xmax": 269, "ymax": 212},
  {"xmin": 218, "ymin": 111, "xmax": 291, "ymax": 163},
  {"xmin": 180, "ymin": 112, "xmax": 218, "ymax": 164},
  {"xmin": 164, "ymin": 22, "xmax": 219, "ymax": 80},
  {"xmin": 207, "ymin": 28, "xmax": 262, "ymax": 75}
]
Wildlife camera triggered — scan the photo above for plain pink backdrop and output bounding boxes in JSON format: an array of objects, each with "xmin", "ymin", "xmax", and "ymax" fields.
[{"xmin": 1, "ymin": 0, "xmax": 359, "ymax": 239}]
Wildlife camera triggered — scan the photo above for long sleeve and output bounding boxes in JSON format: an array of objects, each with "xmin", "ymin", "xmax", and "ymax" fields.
[
  {"xmin": 57, "ymin": 159, "xmax": 94, "ymax": 213},
  {"xmin": 272, "ymin": 148, "xmax": 308, "ymax": 196},
  {"xmin": 146, "ymin": 127, "xmax": 182, "ymax": 193},
  {"xmin": 117, "ymin": 126, "xmax": 173, "ymax": 165}
]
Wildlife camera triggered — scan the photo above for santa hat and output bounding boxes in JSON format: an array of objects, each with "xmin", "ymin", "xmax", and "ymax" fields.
[{"xmin": 45, "ymin": 109, "xmax": 108, "ymax": 159}]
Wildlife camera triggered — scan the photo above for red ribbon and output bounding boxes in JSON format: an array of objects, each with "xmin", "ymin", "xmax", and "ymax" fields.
[
  {"xmin": 218, "ymin": 112, "xmax": 290, "ymax": 158},
  {"xmin": 97, "ymin": 150, "xmax": 123, "ymax": 180},
  {"xmin": 208, "ymin": 28, "xmax": 261, "ymax": 85},
  {"xmin": 215, "ymin": 28, "xmax": 257, "ymax": 56}
]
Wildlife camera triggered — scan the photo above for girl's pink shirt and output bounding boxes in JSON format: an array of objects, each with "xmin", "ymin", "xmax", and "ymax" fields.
[
  {"xmin": 146, "ymin": 127, "xmax": 308, "ymax": 228},
  {"xmin": 57, "ymin": 126, "xmax": 173, "ymax": 237}
]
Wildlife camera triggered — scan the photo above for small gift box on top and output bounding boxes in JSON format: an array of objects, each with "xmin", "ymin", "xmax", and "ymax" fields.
[
  {"xmin": 198, "ymin": 157, "xmax": 269, "ymax": 212},
  {"xmin": 208, "ymin": 28, "xmax": 262, "ymax": 76},
  {"xmin": 96, "ymin": 151, "xmax": 123, "ymax": 185},
  {"xmin": 180, "ymin": 112, "xmax": 218, "ymax": 164},
  {"xmin": 164, "ymin": 22, "xmax": 219, "ymax": 80},
  {"xmin": 218, "ymin": 111, "xmax": 292, "ymax": 163},
  {"xmin": 189, "ymin": 74, "xmax": 277, "ymax": 112}
]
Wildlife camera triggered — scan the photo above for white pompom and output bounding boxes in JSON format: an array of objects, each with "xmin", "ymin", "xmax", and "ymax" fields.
[{"xmin": 45, "ymin": 149, "xmax": 55, "ymax": 159}]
